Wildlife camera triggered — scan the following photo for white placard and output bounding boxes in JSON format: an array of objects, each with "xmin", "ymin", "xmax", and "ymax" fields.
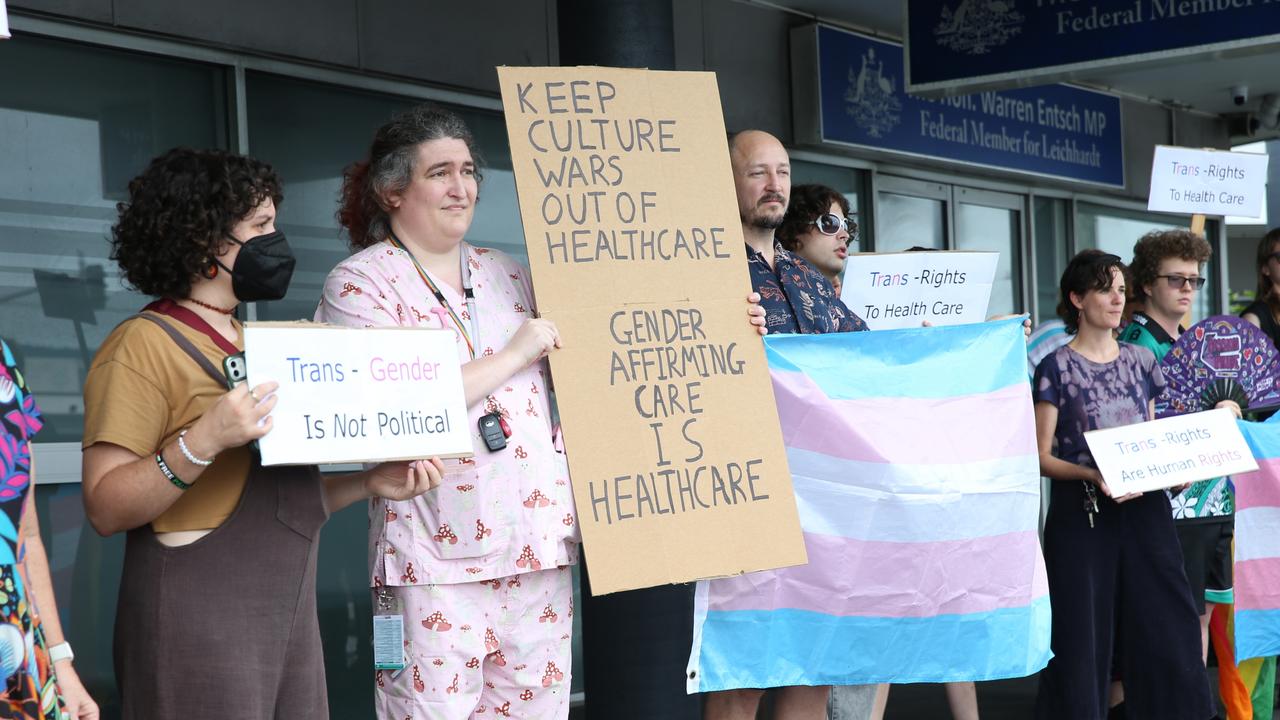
[
  {"xmin": 1084, "ymin": 408, "xmax": 1257, "ymax": 495},
  {"xmin": 1, "ymin": 0, "xmax": 10, "ymax": 39},
  {"xmin": 1147, "ymin": 145, "xmax": 1269, "ymax": 218},
  {"xmin": 839, "ymin": 250, "xmax": 998, "ymax": 330},
  {"xmin": 244, "ymin": 323, "xmax": 473, "ymax": 466}
]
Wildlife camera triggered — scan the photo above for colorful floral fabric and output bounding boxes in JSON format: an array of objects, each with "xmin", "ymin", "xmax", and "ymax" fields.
[
  {"xmin": 315, "ymin": 242, "xmax": 579, "ymax": 588},
  {"xmin": 0, "ymin": 340, "xmax": 65, "ymax": 720},
  {"xmin": 745, "ymin": 241, "xmax": 868, "ymax": 334}
]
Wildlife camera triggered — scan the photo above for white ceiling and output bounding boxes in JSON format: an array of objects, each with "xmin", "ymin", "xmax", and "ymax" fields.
[{"xmin": 761, "ymin": 0, "xmax": 1280, "ymax": 136}]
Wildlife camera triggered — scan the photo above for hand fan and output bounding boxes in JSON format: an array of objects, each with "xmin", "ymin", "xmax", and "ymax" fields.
[{"xmin": 1157, "ymin": 316, "xmax": 1280, "ymax": 418}]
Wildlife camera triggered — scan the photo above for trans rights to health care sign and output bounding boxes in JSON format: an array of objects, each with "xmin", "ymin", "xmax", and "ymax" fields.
[
  {"xmin": 803, "ymin": 24, "xmax": 1124, "ymax": 188},
  {"xmin": 245, "ymin": 323, "xmax": 473, "ymax": 466},
  {"xmin": 1148, "ymin": 146, "xmax": 1270, "ymax": 218},
  {"xmin": 840, "ymin": 251, "xmax": 998, "ymax": 330},
  {"xmin": 498, "ymin": 67, "xmax": 806, "ymax": 595},
  {"xmin": 905, "ymin": 0, "xmax": 1280, "ymax": 95},
  {"xmin": 689, "ymin": 318, "xmax": 1050, "ymax": 690}
]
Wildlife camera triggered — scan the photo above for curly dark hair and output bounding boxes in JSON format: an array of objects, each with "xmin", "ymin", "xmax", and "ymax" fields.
[
  {"xmin": 777, "ymin": 184, "xmax": 852, "ymax": 251},
  {"xmin": 1128, "ymin": 229, "xmax": 1211, "ymax": 301},
  {"xmin": 110, "ymin": 148, "xmax": 283, "ymax": 299},
  {"xmin": 1255, "ymin": 227, "xmax": 1280, "ymax": 319},
  {"xmin": 1058, "ymin": 249, "xmax": 1129, "ymax": 335},
  {"xmin": 338, "ymin": 104, "xmax": 484, "ymax": 249}
]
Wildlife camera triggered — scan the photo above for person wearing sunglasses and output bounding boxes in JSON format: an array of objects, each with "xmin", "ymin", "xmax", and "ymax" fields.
[
  {"xmin": 776, "ymin": 184, "xmax": 858, "ymax": 296},
  {"xmin": 1116, "ymin": 228, "xmax": 1238, "ymax": 718}
]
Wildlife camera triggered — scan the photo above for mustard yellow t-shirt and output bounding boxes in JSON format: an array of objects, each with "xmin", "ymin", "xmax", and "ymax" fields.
[{"xmin": 82, "ymin": 314, "xmax": 251, "ymax": 533}]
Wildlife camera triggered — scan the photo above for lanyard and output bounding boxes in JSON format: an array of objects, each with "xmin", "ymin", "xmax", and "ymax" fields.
[
  {"xmin": 387, "ymin": 232, "xmax": 480, "ymax": 359},
  {"xmin": 143, "ymin": 298, "xmax": 241, "ymax": 356}
]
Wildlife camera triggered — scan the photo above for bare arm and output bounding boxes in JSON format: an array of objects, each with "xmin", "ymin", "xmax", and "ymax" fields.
[
  {"xmin": 322, "ymin": 458, "xmax": 445, "ymax": 514},
  {"xmin": 1244, "ymin": 312, "xmax": 1262, "ymax": 328},
  {"xmin": 22, "ymin": 465, "xmax": 98, "ymax": 719},
  {"xmin": 82, "ymin": 382, "xmax": 277, "ymax": 535},
  {"xmin": 1034, "ymin": 401, "xmax": 1099, "ymax": 483}
]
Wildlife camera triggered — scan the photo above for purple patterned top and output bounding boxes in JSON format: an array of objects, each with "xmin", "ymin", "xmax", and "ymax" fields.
[{"xmin": 1033, "ymin": 343, "xmax": 1165, "ymax": 468}]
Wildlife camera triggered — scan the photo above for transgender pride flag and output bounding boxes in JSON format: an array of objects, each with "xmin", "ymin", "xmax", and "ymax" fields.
[
  {"xmin": 687, "ymin": 317, "xmax": 1051, "ymax": 691},
  {"xmin": 1230, "ymin": 417, "xmax": 1280, "ymax": 662}
]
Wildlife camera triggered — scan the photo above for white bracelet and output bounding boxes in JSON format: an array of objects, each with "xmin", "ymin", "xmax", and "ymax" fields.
[
  {"xmin": 178, "ymin": 430, "xmax": 214, "ymax": 466},
  {"xmin": 47, "ymin": 641, "xmax": 73, "ymax": 665}
]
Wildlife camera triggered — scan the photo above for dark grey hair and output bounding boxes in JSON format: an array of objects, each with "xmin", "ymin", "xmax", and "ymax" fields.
[{"xmin": 338, "ymin": 104, "xmax": 484, "ymax": 248}]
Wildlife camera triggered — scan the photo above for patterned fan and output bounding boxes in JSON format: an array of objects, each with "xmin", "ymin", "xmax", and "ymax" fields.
[{"xmin": 1157, "ymin": 315, "xmax": 1280, "ymax": 418}]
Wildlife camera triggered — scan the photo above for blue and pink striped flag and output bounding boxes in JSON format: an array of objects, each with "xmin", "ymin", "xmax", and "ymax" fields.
[
  {"xmin": 1230, "ymin": 416, "xmax": 1280, "ymax": 663},
  {"xmin": 687, "ymin": 317, "xmax": 1051, "ymax": 691}
]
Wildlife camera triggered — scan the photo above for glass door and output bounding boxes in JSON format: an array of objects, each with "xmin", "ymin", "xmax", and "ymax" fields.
[
  {"xmin": 954, "ymin": 186, "xmax": 1025, "ymax": 317},
  {"xmin": 873, "ymin": 176, "xmax": 1027, "ymax": 316}
]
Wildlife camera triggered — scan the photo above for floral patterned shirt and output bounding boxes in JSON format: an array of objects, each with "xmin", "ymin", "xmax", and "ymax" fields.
[
  {"xmin": 315, "ymin": 242, "xmax": 579, "ymax": 587},
  {"xmin": 746, "ymin": 241, "xmax": 868, "ymax": 335},
  {"xmin": 0, "ymin": 340, "xmax": 39, "ymax": 566},
  {"xmin": 1033, "ymin": 343, "xmax": 1166, "ymax": 469}
]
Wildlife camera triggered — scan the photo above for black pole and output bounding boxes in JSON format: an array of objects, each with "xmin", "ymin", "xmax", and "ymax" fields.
[
  {"xmin": 559, "ymin": 7, "xmax": 699, "ymax": 717},
  {"xmin": 557, "ymin": 0, "xmax": 676, "ymax": 70}
]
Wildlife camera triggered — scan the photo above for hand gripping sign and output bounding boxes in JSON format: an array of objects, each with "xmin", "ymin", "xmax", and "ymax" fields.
[{"xmin": 244, "ymin": 323, "xmax": 473, "ymax": 466}]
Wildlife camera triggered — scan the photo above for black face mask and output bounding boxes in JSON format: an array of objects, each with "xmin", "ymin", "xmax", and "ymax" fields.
[{"xmin": 216, "ymin": 230, "xmax": 296, "ymax": 302}]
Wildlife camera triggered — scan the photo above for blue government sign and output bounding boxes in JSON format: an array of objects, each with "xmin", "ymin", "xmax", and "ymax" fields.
[
  {"xmin": 905, "ymin": 0, "xmax": 1280, "ymax": 94},
  {"xmin": 816, "ymin": 25, "xmax": 1125, "ymax": 187}
]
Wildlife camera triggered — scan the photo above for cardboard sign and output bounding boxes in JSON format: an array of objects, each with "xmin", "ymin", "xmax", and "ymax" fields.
[
  {"xmin": 244, "ymin": 323, "xmax": 473, "ymax": 466},
  {"xmin": 1084, "ymin": 408, "xmax": 1257, "ymax": 495},
  {"xmin": 840, "ymin": 251, "xmax": 998, "ymax": 329},
  {"xmin": 498, "ymin": 67, "xmax": 806, "ymax": 595},
  {"xmin": 1148, "ymin": 146, "xmax": 1269, "ymax": 218}
]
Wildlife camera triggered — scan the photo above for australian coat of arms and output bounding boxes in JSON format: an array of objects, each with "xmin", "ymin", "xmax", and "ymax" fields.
[
  {"xmin": 845, "ymin": 47, "xmax": 902, "ymax": 138},
  {"xmin": 934, "ymin": 0, "xmax": 1024, "ymax": 55}
]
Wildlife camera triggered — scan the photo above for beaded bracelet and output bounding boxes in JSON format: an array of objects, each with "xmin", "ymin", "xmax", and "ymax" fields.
[
  {"xmin": 177, "ymin": 430, "xmax": 214, "ymax": 466},
  {"xmin": 155, "ymin": 452, "xmax": 191, "ymax": 491}
]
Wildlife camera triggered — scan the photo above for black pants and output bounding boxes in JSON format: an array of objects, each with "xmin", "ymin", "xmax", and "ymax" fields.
[
  {"xmin": 581, "ymin": 555, "xmax": 701, "ymax": 720},
  {"xmin": 1035, "ymin": 482, "xmax": 1214, "ymax": 720}
]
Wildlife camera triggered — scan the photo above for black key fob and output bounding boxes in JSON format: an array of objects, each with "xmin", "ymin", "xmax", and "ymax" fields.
[{"xmin": 479, "ymin": 413, "xmax": 507, "ymax": 451}]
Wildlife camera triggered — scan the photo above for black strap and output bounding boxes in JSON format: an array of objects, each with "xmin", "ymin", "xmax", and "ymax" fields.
[
  {"xmin": 1129, "ymin": 312, "xmax": 1179, "ymax": 347},
  {"xmin": 132, "ymin": 313, "xmax": 227, "ymax": 386}
]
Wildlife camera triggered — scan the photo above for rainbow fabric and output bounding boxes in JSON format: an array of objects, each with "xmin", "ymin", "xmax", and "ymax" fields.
[{"xmin": 686, "ymin": 317, "xmax": 1051, "ymax": 691}]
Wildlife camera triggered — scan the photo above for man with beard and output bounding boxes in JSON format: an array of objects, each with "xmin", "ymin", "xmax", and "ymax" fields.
[
  {"xmin": 728, "ymin": 131, "xmax": 865, "ymax": 336},
  {"xmin": 701, "ymin": 131, "xmax": 869, "ymax": 720}
]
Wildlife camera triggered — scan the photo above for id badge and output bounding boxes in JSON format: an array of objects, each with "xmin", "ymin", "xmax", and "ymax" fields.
[{"xmin": 373, "ymin": 592, "xmax": 406, "ymax": 671}]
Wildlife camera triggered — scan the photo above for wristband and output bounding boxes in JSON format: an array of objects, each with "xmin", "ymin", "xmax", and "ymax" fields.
[
  {"xmin": 178, "ymin": 430, "xmax": 214, "ymax": 466},
  {"xmin": 47, "ymin": 642, "xmax": 73, "ymax": 665},
  {"xmin": 156, "ymin": 452, "xmax": 191, "ymax": 491}
]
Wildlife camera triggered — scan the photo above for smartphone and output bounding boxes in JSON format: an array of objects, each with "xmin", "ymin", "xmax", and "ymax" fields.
[
  {"xmin": 222, "ymin": 352, "xmax": 260, "ymax": 454},
  {"xmin": 223, "ymin": 352, "xmax": 248, "ymax": 391}
]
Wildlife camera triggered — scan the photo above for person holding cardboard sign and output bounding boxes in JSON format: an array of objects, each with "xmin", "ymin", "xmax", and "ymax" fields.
[
  {"xmin": 80, "ymin": 148, "xmax": 446, "ymax": 720},
  {"xmin": 699, "ymin": 131, "xmax": 869, "ymax": 720},
  {"xmin": 318, "ymin": 105, "xmax": 582, "ymax": 720},
  {"xmin": 1031, "ymin": 250, "xmax": 1213, "ymax": 720}
]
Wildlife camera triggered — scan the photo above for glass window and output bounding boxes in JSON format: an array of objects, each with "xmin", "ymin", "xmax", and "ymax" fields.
[
  {"xmin": 244, "ymin": 72, "xmax": 526, "ymax": 323},
  {"xmin": 1077, "ymin": 202, "xmax": 1219, "ymax": 320},
  {"xmin": 1033, "ymin": 197, "xmax": 1070, "ymax": 324},
  {"xmin": 791, "ymin": 160, "xmax": 870, "ymax": 250},
  {"xmin": 876, "ymin": 193, "xmax": 945, "ymax": 252},
  {"xmin": 0, "ymin": 35, "xmax": 228, "ymax": 443},
  {"xmin": 955, "ymin": 202, "xmax": 1021, "ymax": 316}
]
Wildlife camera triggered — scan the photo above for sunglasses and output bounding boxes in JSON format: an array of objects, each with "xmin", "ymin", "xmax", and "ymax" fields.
[
  {"xmin": 813, "ymin": 213, "xmax": 859, "ymax": 245},
  {"xmin": 1156, "ymin": 274, "xmax": 1206, "ymax": 290}
]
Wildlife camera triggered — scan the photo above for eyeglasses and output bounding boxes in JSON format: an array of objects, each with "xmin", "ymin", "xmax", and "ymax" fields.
[
  {"xmin": 1156, "ymin": 274, "xmax": 1206, "ymax": 290},
  {"xmin": 813, "ymin": 213, "xmax": 859, "ymax": 245}
]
